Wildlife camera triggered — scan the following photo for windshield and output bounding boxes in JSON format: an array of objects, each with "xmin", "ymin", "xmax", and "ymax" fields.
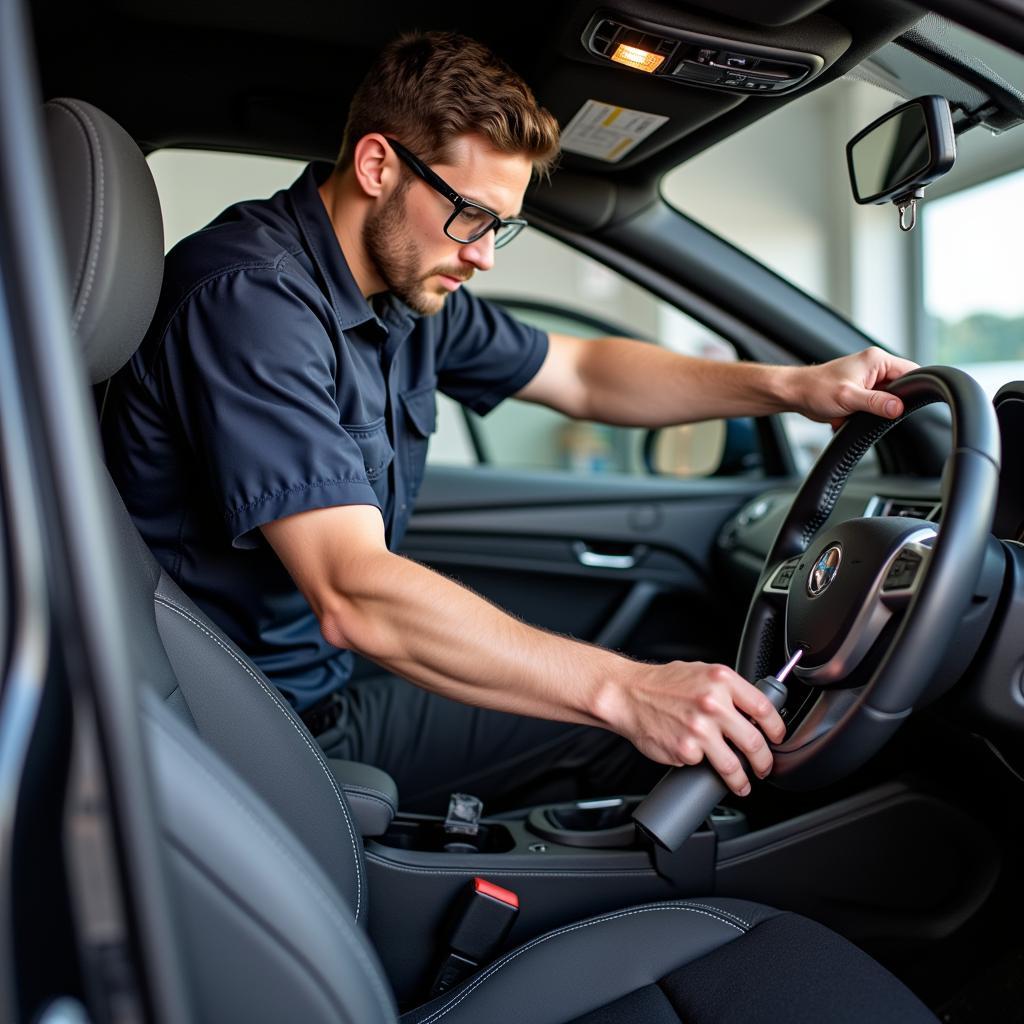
[{"xmin": 661, "ymin": 20, "xmax": 1024, "ymax": 396}]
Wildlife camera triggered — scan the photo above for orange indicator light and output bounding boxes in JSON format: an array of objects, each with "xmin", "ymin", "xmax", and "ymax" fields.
[{"xmin": 610, "ymin": 44, "xmax": 665, "ymax": 73}]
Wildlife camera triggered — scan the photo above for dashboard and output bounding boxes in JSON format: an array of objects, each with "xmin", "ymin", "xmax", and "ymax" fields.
[{"xmin": 721, "ymin": 380, "xmax": 1024, "ymax": 576}]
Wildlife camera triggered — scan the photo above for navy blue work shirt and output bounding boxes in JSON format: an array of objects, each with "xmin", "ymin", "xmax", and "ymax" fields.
[{"xmin": 103, "ymin": 162, "xmax": 548, "ymax": 710}]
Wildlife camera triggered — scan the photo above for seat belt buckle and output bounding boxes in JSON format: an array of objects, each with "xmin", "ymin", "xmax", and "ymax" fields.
[{"xmin": 430, "ymin": 877, "xmax": 519, "ymax": 995}]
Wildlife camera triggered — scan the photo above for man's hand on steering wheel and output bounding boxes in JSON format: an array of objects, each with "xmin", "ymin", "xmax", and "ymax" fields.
[{"xmin": 787, "ymin": 347, "xmax": 919, "ymax": 429}]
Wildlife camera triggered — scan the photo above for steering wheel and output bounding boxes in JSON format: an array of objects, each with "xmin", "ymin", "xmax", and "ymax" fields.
[{"xmin": 735, "ymin": 365, "xmax": 1000, "ymax": 789}]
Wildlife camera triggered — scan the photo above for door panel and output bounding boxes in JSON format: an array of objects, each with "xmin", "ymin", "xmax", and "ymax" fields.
[{"xmin": 400, "ymin": 465, "xmax": 772, "ymax": 665}]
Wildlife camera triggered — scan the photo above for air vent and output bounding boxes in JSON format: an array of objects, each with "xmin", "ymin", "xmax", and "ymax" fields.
[{"xmin": 866, "ymin": 497, "xmax": 941, "ymax": 521}]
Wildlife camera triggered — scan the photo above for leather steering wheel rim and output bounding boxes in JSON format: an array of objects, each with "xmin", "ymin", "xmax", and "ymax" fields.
[{"xmin": 736, "ymin": 365, "xmax": 1000, "ymax": 789}]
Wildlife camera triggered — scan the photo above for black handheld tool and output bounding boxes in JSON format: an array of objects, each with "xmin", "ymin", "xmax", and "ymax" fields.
[{"xmin": 632, "ymin": 649, "xmax": 803, "ymax": 852}]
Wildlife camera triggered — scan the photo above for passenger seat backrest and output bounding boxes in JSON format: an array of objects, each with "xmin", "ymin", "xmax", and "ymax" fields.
[
  {"xmin": 44, "ymin": 96, "xmax": 366, "ymax": 922},
  {"xmin": 144, "ymin": 692, "xmax": 396, "ymax": 1024},
  {"xmin": 111, "ymin": 488, "xmax": 367, "ymax": 920}
]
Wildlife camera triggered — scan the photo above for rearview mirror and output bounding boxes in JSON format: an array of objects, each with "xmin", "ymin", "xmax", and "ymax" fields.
[{"xmin": 846, "ymin": 95, "xmax": 955, "ymax": 231}]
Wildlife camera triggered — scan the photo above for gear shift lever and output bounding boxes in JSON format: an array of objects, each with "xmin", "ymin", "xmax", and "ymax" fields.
[{"xmin": 632, "ymin": 649, "xmax": 803, "ymax": 852}]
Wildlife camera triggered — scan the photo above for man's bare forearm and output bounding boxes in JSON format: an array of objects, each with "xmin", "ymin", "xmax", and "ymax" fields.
[
  {"xmin": 521, "ymin": 335, "xmax": 917, "ymax": 429},
  {"xmin": 572, "ymin": 337, "xmax": 799, "ymax": 427},
  {"xmin": 263, "ymin": 504, "xmax": 786, "ymax": 793},
  {"xmin": 314, "ymin": 544, "xmax": 627, "ymax": 727}
]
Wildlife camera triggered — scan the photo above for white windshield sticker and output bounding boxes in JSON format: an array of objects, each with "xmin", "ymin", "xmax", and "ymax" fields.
[{"xmin": 560, "ymin": 100, "xmax": 669, "ymax": 163}]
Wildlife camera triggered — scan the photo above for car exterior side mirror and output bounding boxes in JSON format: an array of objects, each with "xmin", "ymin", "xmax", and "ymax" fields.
[
  {"xmin": 846, "ymin": 94, "xmax": 956, "ymax": 231},
  {"xmin": 644, "ymin": 418, "xmax": 762, "ymax": 478}
]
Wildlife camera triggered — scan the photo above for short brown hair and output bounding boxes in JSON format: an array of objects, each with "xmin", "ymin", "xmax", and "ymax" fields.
[{"xmin": 337, "ymin": 31, "xmax": 560, "ymax": 178}]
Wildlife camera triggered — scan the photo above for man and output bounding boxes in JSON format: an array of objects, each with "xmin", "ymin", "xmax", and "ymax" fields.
[{"xmin": 105, "ymin": 31, "xmax": 916, "ymax": 813}]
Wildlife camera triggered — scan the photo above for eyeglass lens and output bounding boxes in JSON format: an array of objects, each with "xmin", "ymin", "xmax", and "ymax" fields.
[
  {"xmin": 447, "ymin": 206, "xmax": 524, "ymax": 248},
  {"xmin": 448, "ymin": 205, "xmax": 497, "ymax": 243}
]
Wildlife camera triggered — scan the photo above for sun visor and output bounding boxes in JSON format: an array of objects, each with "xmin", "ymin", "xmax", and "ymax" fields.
[{"xmin": 525, "ymin": 171, "xmax": 618, "ymax": 232}]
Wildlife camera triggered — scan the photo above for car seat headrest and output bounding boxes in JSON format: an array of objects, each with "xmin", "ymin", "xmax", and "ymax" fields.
[{"xmin": 43, "ymin": 98, "xmax": 164, "ymax": 384}]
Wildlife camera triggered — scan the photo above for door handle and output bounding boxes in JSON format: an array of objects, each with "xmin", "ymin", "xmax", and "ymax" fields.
[{"xmin": 572, "ymin": 541, "xmax": 645, "ymax": 570}]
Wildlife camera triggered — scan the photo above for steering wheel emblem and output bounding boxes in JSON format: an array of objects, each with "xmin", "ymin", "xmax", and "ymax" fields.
[{"xmin": 807, "ymin": 544, "xmax": 842, "ymax": 597}]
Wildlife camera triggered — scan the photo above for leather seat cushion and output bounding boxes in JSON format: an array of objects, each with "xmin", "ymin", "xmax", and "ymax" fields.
[{"xmin": 403, "ymin": 897, "xmax": 939, "ymax": 1024}]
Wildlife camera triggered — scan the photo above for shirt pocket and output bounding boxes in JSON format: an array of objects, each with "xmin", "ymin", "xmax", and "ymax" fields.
[
  {"xmin": 399, "ymin": 385, "xmax": 437, "ymax": 498},
  {"xmin": 343, "ymin": 417, "xmax": 395, "ymax": 503}
]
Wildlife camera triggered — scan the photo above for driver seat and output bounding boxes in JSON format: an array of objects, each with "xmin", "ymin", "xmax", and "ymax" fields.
[{"xmin": 45, "ymin": 96, "xmax": 941, "ymax": 1023}]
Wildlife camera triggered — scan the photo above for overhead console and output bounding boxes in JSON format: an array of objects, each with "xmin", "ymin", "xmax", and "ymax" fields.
[{"xmin": 582, "ymin": 11, "xmax": 825, "ymax": 95}]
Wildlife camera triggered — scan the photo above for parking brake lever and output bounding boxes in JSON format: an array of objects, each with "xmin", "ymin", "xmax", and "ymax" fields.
[{"xmin": 632, "ymin": 649, "xmax": 802, "ymax": 852}]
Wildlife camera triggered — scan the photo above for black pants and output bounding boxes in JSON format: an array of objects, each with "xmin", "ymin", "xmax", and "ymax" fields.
[{"xmin": 314, "ymin": 672, "xmax": 664, "ymax": 815}]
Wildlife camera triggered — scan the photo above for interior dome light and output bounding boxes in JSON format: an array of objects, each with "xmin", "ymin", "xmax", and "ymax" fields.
[{"xmin": 611, "ymin": 44, "xmax": 664, "ymax": 73}]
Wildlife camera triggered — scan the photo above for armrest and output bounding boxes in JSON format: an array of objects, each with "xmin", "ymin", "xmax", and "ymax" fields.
[{"xmin": 328, "ymin": 759, "xmax": 399, "ymax": 838}]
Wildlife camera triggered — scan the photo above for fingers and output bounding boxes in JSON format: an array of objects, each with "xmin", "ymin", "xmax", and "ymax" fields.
[
  {"xmin": 703, "ymin": 735, "xmax": 755, "ymax": 797},
  {"xmin": 871, "ymin": 348, "xmax": 919, "ymax": 383},
  {"xmin": 623, "ymin": 662, "xmax": 786, "ymax": 796},
  {"xmin": 825, "ymin": 348, "xmax": 920, "ymax": 423},
  {"xmin": 689, "ymin": 671, "xmax": 782, "ymax": 796},
  {"xmin": 695, "ymin": 708, "xmax": 776, "ymax": 796},
  {"xmin": 837, "ymin": 381, "xmax": 903, "ymax": 420},
  {"xmin": 860, "ymin": 348, "xmax": 919, "ymax": 418},
  {"xmin": 729, "ymin": 677, "xmax": 787, "ymax": 744}
]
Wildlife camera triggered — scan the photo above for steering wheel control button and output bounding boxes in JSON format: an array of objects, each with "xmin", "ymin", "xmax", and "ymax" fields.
[
  {"xmin": 807, "ymin": 544, "xmax": 842, "ymax": 597},
  {"xmin": 883, "ymin": 549, "xmax": 923, "ymax": 591},
  {"xmin": 766, "ymin": 555, "xmax": 800, "ymax": 593}
]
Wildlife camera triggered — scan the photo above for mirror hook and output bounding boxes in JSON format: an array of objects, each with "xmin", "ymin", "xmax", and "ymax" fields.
[{"xmin": 895, "ymin": 189, "xmax": 925, "ymax": 233}]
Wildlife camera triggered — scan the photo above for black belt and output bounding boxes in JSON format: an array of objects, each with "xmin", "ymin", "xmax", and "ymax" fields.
[{"xmin": 299, "ymin": 691, "xmax": 344, "ymax": 736}]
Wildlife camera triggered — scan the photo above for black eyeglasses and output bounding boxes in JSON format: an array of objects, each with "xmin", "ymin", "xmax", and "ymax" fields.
[{"xmin": 385, "ymin": 138, "xmax": 528, "ymax": 249}]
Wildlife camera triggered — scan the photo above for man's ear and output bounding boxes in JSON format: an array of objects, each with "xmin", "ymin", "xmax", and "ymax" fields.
[{"xmin": 352, "ymin": 134, "xmax": 395, "ymax": 199}]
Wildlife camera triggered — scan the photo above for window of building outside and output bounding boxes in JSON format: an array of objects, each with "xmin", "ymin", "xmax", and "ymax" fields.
[
  {"xmin": 921, "ymin": 168, "xmax": 1024, "ymax": 397},
  {"xmin": 662, "ymin": 74, "xmax": 902, "ymax": 473},
  {"xmin": 147, "ymin": 149, "xmax": 742, "ymax": 480}
]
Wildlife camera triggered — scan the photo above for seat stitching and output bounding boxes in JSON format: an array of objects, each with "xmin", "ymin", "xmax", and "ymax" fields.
[
  {"xmin": 153, "ymin": 595, "xmax": 363, "ymax": 920},
  {"xmin": 148, "ymin": 710, "xmax": 390, "ymax": 1012},
  {"xmin": 47, "ymin": 103, "xmax": 93, "ymax": 303},
  {"xmin": 667, "ymin": 902, "xmax": 751, "ymax": 929},
  {"xmin": 344, "ymin": 790, "xmax": 395, "ymax": 811},
  {"xmin": 366, "ymin": 852, "xmax": 656, "ymax": 878},
  {"xmin": 413, "ymin": 903, "xmax": 747, "ymax": 1024},
  {"xmin": 59, "ymin": 99, "xmax": 104, "ymax": 332}
]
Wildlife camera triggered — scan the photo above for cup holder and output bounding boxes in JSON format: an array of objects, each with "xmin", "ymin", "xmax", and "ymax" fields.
[
  {"xmin": 527, "ymin": 797, "xmax": 642, "ymax": 849},
  {"xmin": 377, "ymin": 818, "xmax": 516, "ymax": 854}
]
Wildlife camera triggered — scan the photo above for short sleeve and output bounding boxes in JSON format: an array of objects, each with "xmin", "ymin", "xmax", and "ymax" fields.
[
  {"xmin": 159, "ymin": 264, "xmax": 381, "ymax": 547},
  {"xmin": 433, "ymin": 288, "xmax": 548, "ymax": 415}
]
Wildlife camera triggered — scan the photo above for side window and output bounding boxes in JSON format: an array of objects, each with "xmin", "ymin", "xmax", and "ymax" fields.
[
  {"xmin": 433, "ymin": 228, "xmax": 752, "ymax": 479},
  {"xmin": 147, "ymin": 150, "xmax": 305, "ymax": 251},
  {"xmin": 780, "ymin": 414, "xmax": 837, "ymax": 475}
]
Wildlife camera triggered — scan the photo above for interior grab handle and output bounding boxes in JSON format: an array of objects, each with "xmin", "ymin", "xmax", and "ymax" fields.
[{"xmin": 572, "ymin": 541, "xmax": 645, "ymax": 570}]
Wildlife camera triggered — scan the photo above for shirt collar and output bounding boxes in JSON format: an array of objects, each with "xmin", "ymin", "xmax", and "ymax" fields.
[{"xmin": 288, "ymin": 161, "xmax": 379, "ymax": 331}]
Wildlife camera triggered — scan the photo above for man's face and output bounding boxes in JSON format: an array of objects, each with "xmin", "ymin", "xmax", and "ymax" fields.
[{"xmin": 364, "ymin": 134, "xmax": 533, "ymax": 316}]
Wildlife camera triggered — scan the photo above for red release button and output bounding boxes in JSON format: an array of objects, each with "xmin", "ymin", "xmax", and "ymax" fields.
[{"xmin": 473, "ymin": 877, "xmax": 519, "ymax": 909}]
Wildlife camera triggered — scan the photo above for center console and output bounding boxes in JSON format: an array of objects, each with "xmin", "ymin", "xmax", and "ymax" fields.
[{"xmin": 363, "ymin": 783, "xmax": 999, "ymax": 1007}]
